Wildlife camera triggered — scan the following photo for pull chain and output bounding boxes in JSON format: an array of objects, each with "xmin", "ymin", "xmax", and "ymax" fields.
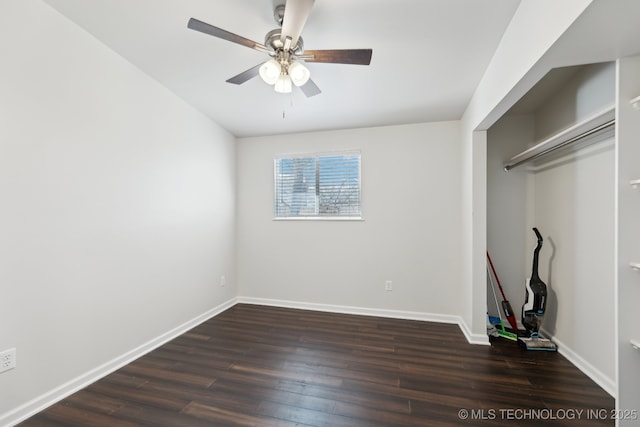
[{"xmin": 281, "ymin": 92, "xmax": 294, "ymax": 119}]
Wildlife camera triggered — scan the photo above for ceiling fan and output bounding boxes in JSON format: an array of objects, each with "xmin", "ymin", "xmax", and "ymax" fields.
[{"xmin": 187, "ymin": 0, "xmax": 373, "ymax": 97}]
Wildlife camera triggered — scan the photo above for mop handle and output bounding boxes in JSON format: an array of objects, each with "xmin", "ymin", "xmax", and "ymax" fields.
[
  {"xmin": 487, "ymin": 265, "xmax": 502, "ymax": 316},
  {"xmin": 487, "ymin": 252, "xmax": 508, "ymax": 302}
]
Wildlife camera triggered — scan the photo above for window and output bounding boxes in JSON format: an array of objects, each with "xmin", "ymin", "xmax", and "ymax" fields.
[{"xmin": 274, "ymin": 151, "xmax": 361, "ymax": 219}]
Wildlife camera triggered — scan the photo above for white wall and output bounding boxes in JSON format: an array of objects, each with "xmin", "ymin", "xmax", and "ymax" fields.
[
  {"xmin": 486, "ymin": 115, "xmax": 534, "ymax": 320},
  {"xmin": 459, "ymin": 129, "xmax": 488, "ymax": 342},
  {"xmin": 0, "ymin": 1, "xmax": 236, "ymax": 423},
  {"xmin": 237, "ymin": 122, "xmax": 462, "ymax": 319},
  {"xmin": 535, "ymin": 62, "xmax": 616, "ymax": 140},
  {"xmin": 532, "ymin": 140, "xmax": 614, "ymax": 385}
]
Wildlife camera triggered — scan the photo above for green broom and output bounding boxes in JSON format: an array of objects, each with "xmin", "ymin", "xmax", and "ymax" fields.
[{"xmin": 487, "ymin": 264, "xmax": 518, "ymax": 341}]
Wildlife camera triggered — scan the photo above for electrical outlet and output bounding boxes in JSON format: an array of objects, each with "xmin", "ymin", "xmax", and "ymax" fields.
[
  {"xmin": 0, "ymin": 348, "xmax": 16, "ymax": 373},
  {"xmin": 385, "ymin": 280, "xmax": 393, "ymax": 291},
  {"xmin": 220, "ymin": 275, "xmax": 226, "ymax": 287}
]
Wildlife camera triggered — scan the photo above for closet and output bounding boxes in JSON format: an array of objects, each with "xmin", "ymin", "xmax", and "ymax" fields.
[
  {"xmin": 487, "ymin": 62, "xmax": 617, "ymax": 394},
  {"xmin": 487, "ymin": 57, "xmax": 640, "ymax": 419}
]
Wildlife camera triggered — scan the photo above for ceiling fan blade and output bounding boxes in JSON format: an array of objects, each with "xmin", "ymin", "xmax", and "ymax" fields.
[
  {"xmin": 188, "ymin": 18, "xmax": 270, "ymax": 53},
  {"xmin": 299, "ymin": 49, "xmax": 373, "ymax": 65},
  {"xmin": 280, "ymin": 0, "xmax": 315, "ymax": 49},
  {"xmin": 226, "ymin": 63, "xmax": 263, "ymax": 85},
  {"xmin": 299, "ymin": 78, "xmax": 321, "ymax": 97}
]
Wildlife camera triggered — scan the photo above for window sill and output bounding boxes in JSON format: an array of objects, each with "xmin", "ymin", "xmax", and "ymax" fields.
[{"xmin": 273, "ymin": 216, "xmax": 364, "ymax": 222}]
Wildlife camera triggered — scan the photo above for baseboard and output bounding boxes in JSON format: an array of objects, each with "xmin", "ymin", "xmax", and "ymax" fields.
[
  {"xmin": 540, "ymin": 330, "xmax": 616, "ymax": 398},
  {"xmin": 458, "ymin": 317, "xmax": 491, "ymax": 346},
  {"xmin": 1, "ymin": 297, "xmax": 238, "ymax": 427},
  {"xmin": 237, "ymin": 296, "xmax": 489, "ymax": 345}
]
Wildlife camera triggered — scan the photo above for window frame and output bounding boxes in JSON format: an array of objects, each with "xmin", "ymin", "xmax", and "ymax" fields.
[{"xmin": 273, "ymin": 150, "xmax": 363, "ymax": 221}]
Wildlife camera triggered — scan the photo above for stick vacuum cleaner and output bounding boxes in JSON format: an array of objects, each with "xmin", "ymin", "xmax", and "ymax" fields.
[{"xmin": 518, "ymin": 227, "xmax": 557, "ymax": 351}]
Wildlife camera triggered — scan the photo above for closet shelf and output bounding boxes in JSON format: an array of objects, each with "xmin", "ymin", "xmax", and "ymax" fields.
[
  {"xmin": 504, "ymin": 105, "xmax": 615, "ymax": 171},
  {"xmin": 629, "ymin": 262, "xmax": 640, "ymax": 271},
  {"xmin": 631, "ymin": 339, "xmax": 640, "ymax": 351}
]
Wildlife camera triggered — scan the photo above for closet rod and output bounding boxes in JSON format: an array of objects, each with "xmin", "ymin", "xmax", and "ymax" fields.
[{"xmin": 504, "ymin": 119, "xmax": 615, "ymax": 172}]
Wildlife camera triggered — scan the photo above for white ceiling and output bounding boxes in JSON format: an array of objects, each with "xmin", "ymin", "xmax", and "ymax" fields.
[{"xmin": 42, "ymin": 0, "xmax": 520, "ymax": 137}]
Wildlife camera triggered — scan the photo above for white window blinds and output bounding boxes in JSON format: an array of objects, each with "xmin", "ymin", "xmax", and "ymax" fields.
[{"xmin": 274, "ymin": 151, "xmax": 361, "ymax": 218}]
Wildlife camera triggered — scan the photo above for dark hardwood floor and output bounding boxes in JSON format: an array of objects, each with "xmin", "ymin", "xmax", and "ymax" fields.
[{"xmin": 20, "ymin": 304, "xmax": 614, "ymax": 426}]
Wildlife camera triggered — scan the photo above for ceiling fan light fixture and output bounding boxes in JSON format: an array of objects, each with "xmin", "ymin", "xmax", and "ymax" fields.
[
  {"xmin": 259, "ymin": 59, "xmax": 281, "ymax": 85},
  {"xmin": 288, "ymin": 61, "xmax": 310, "ymax": 87},
  {"xmin": 274, "ymin": 73, "xmax": 292, "ymax": 93}
]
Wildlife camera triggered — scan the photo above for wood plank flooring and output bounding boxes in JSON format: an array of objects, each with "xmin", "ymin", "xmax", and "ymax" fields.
[{"xmin": 20, "ymin": 304, "xmax": 614, "ymax": 426}]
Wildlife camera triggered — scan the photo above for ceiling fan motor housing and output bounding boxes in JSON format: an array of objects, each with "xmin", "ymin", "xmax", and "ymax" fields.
[{"xmin": 264, "ymin": 29, "xmax": 304, "ymax": 55}]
